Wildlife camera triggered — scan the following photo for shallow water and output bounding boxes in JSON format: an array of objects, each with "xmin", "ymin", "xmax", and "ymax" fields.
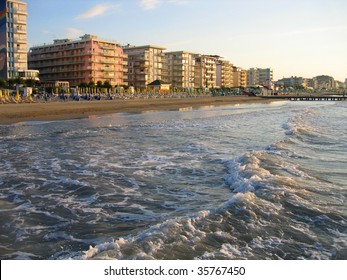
[{"xmin": 0, "ymin": 101, "xmax": 346, "ymax": 259}]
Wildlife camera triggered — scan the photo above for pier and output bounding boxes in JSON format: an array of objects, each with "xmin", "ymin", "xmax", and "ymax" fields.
[{"xmin": 260, "ymin": 95, "xmax": 347, "ymax": 101}]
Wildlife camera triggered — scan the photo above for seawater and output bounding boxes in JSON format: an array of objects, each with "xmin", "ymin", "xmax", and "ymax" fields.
[{"xmin": 0, "ymin": 101, "xmax": 346, "ymax": 260}]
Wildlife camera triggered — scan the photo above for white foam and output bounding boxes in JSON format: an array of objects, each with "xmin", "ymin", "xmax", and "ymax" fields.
[{"xmin": 77, "ymin": 210, "xmax": 211, "ymax": 260}]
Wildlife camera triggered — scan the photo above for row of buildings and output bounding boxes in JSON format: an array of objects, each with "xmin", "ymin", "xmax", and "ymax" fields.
[
  {"xmin": 276, "ymin": 75, "xmax": 346, "ymax": 90},
  {"xmin": 1, "ymin": 0, "xmax": 274, "ymax": 90},
  {"xmin": 27, "ymin": 35, "xmax": 274, "ymax": 90},
  {"xmin": 2, "ymin": 0, "xmax": 345, "ymax": 91}
]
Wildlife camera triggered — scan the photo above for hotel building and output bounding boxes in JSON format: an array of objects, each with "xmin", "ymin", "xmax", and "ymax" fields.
[
  {"xmin": 0, "ymin": 0, "xmax": 36, "ymax": 80},
  {"xmin": 215, "ymin": 57, "xmax": 233, "ymax": 88},
  {"xmin": 28, "ymin": 34, "xmax": 127, "ymax": 87},
  {"xmin": 194, "ymin": 54, "xmax": 217, "ymax": 88},
  {"xmin": 165, "ymin": 51, "xmax": 195, "ymax": 89},
  {"xmin": 233, "ymin": 67, "xmax": 247, "ymax": 88},
  {"xmin": 123, "ymin": 45, "xmax": 166, "ymax": 88}
]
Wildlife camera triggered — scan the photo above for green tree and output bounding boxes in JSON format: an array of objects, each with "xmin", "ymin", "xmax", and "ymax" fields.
[
  {"xmin": 24, "ymin": 79, "xmax": 36, "ymax": 87},
  {"xmin": 8, "ymin": 78, "xmax": 16, "ymax": 88},
  {"xmin": 103, "ymin": 81, "xmax": 112, "ymax": 89},
  {"xmin": 79, "ymin": 82, "xmax": 88, "ymax": 88},
  {"xmin": 0, "ymin": 79, "xmax": 7, "ymax": 88}
]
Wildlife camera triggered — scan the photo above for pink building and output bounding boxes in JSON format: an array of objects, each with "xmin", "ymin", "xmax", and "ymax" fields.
[{"xmin": 28, "ymin": 34, "xmax": 127, "ymax": 87}]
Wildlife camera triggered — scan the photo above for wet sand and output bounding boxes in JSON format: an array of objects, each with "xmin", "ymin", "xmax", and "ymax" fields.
[{"xmin": 0, "ymin": 96, "xmax": 274, "ymax": 125}]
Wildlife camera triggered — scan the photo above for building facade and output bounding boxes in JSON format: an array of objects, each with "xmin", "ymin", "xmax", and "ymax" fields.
[
  {"xmin": 165, "ymin": 51, "xmax": 195, "ymax": 89},
  {"xmin": 194, "ymin": 54, "xmax": 217, "ymax": 88},
  {"xmin": 216, "ymin": 57, "xmax": 233, "ymax": 88},
  {"xmin": 0, "ymin": 0, "xmax": 28, "ymax": 80},
  {"xmin": 123, "ymin": 45, "xmax": 166, "ymax": 89},
  {"xmin": 28, "ymin": 34, "xmax": 127, "ymax": 87},
  {"xmin": 276, "ymin": 76, "xmax": 306, "ymax": 88},
  {"xmin": 232, "ymin": 66, "xmax": 247, "ymax": 88},
  {"xmin": 247, "ymin": 68, "xmax": 273, "ymax": 88},
  {"xmin": 313, "ymin": 75, "xmax": 335, "ymax": 90}
]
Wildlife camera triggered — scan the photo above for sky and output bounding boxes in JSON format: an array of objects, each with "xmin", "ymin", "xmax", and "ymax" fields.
[{"xmin": 26, "ymin": 0, "xmax": 347, "ymax": 81}]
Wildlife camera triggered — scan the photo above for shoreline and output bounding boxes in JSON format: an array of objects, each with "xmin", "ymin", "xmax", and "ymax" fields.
[{"xmin": 0, "ymin": 96, "xmax": 277, "ymax": 125}]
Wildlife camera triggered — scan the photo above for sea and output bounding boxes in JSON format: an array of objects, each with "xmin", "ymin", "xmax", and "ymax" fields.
[{"xmin": 0, "ymin": 100, "xmax": 346, "ymax": 260}]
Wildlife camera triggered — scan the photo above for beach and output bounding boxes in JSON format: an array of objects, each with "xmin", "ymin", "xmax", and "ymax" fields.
[{"xmin": 0, "ymin": 96, "xmax": 271, "ymax": 124}]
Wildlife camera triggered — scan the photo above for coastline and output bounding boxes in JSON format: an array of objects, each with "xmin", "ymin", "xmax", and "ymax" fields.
[{"xmin": 0, "ymin": 96, "xmax": 276, "ymax": 125}]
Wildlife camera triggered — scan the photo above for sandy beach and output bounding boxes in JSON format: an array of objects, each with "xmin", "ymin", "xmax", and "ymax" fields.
[{"xmin": 0, "ymin": 96, "xmax": 275, "ymax": 125}]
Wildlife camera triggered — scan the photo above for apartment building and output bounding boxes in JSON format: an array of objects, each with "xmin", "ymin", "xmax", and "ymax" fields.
[
  {"xmin": 0, "ymin": 0, "xmax": 29, "ymax": 80},
  {"xmin": 194, "ymin": 54, "xmax": 217, "ymax": 88},
  {"xmin": 28, "ymin": 34, "xmax": 127, "ymax": 86},
  {"xmin": 313, "ymin": 75, "xmax": 335, "ymax": 90},
  {"xmin": 276, "ymin": 76, "xmax": 306, "ymax": 88},
  {"xmin": 165, "ymin": 51, "xmax": 195, "ymax": 89},
  {"xmin": 123, "ymin": 45, "xmax": 166, "ymax": 88},
  {"xmin": 247, "ymin": 68, "xmax": 273, "ymax": 88},
  {"xmin": 233, "ymin": 67, "xmax": 247, "ymax": 88},
  {"xmin": 215, "ymin": 57, "xmax": 233, "ymax": 88}
]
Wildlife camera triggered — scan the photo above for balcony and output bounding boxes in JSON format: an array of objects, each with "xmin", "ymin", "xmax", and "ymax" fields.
[
  {"xmin": 9, "ymin": 8, "xmax": 28, "ymax": 15},
  {"xmin": 102, "ymin": 59, "xmax": 116, "ymax": 64},
  {"xmin": 102, "ymin": 66, "xmax": 115, "ymax": 72},
  {"xmin": 14, "ymin": 36, "xmax": 27, "ymax": 44}
]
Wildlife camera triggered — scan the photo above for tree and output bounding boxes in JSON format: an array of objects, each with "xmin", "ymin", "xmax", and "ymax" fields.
[
  {"xmin": 8, "ymin": 78, "xmax": 16, "ymax": 88},
  {"xmin": 0, "ymin": 79, "xmax": 7, "ymax": 88},
  {"xmin": 78, "ymin": 82, "xmax": 88, "ymax": 88},
  {"xmin": 24, "ymin": 79, "xmax": 36, "ymax": 87},
  {"xmin": 103, "ymin": 81, "xmax": 112, "ymax": 89},
  {"xmin": 14, "ymin": 76, "xmax": 24, "ymax": 85}
]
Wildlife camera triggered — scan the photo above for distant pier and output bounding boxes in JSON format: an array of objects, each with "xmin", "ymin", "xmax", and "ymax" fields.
[{"xmin": 260, "ymin": 95, "xmax": 347, "ymax": 101}]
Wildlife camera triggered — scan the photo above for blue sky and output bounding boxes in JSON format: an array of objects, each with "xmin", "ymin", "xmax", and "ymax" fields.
[{"xmin": 26, "ymin": 0, "xmax": 347, "ymax": 81}]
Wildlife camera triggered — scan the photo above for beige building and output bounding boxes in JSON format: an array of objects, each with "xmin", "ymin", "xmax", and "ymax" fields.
[
  {"xmin": 0, "ymin": 0, "xmax": 28, "ymax": 80},
  {"xmin": 313, "ymin": 75, "xmax": 335, "ymax": 90},
  {"xmin": 233, "ymin": 67, "xmax": 247, "ymax": 88},
  {"xmin": 194, "ymin": 54, "xmax": 217, "ymax": 88},
  {"xmin": 28, "ymin": 34, "xmax": 127, "ymax": 87},
  {"xmin": 276, "ymin": 76, "xmax": 306, "ymax": 88},
  {"xmin": 216, "ymin": 57, "xmax": 233, "ymax": 88},
  {"xmin": 165, "ymin": 51, "xmax": 195, "ymax": 89},
  {"xmin": 123, "ymin": 45, "xmax": 166, "ymax": 89}
]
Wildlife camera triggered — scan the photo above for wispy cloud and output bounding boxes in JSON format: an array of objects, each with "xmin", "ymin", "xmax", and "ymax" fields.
[
  {"xmin": 139, "ymin": 0, "xmax": 161, "ymax": 10},
  {"xmin": 167, "ymin": 0, "xmax": 190, "ymax": 5},
  {"xmin": 76, "ymin": 3, "xmax": 120, "ymax": 20},
  {"xmin": 66, "ymin": 27, "xmax": 84, "ymax": 39},
  {"xmin": 139, "ymin": 0, "xmax": 189, "ymax": 10}
]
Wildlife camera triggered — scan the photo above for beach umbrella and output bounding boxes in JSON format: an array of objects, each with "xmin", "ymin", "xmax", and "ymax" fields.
[{"xmin": 15, "ymin": 90, "xmax": 21, "ymax": 103}]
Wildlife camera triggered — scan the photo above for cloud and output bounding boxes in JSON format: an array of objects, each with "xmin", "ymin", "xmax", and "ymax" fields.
[
  {"xmin": 66, "ymin": 27, "xmax": 83, "ymax": 38},
  {"xmin": 139, "ymin": 0, "xmax": 190, "ymax": 10},
  {"xmin": 167, "ymin": 0, "xmax": 190, "ymax": 5},
  {"xmin": 76, "ymin": 3, "xmax": 120, "ymax": 20},
  {"xmin": 139, "ymin": 0, "xmax": 161, "ymax": 10}
]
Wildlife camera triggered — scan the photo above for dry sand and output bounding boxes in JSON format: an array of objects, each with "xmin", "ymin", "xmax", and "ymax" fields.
[{"xmin": 0, "ymin": 96, "xmax": 275, "ymax": 125}]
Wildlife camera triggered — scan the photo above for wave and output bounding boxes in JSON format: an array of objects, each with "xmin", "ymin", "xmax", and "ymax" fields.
[{"xmin": 69, "ymin": 142, "xmax": 345, "ymax": 260}]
